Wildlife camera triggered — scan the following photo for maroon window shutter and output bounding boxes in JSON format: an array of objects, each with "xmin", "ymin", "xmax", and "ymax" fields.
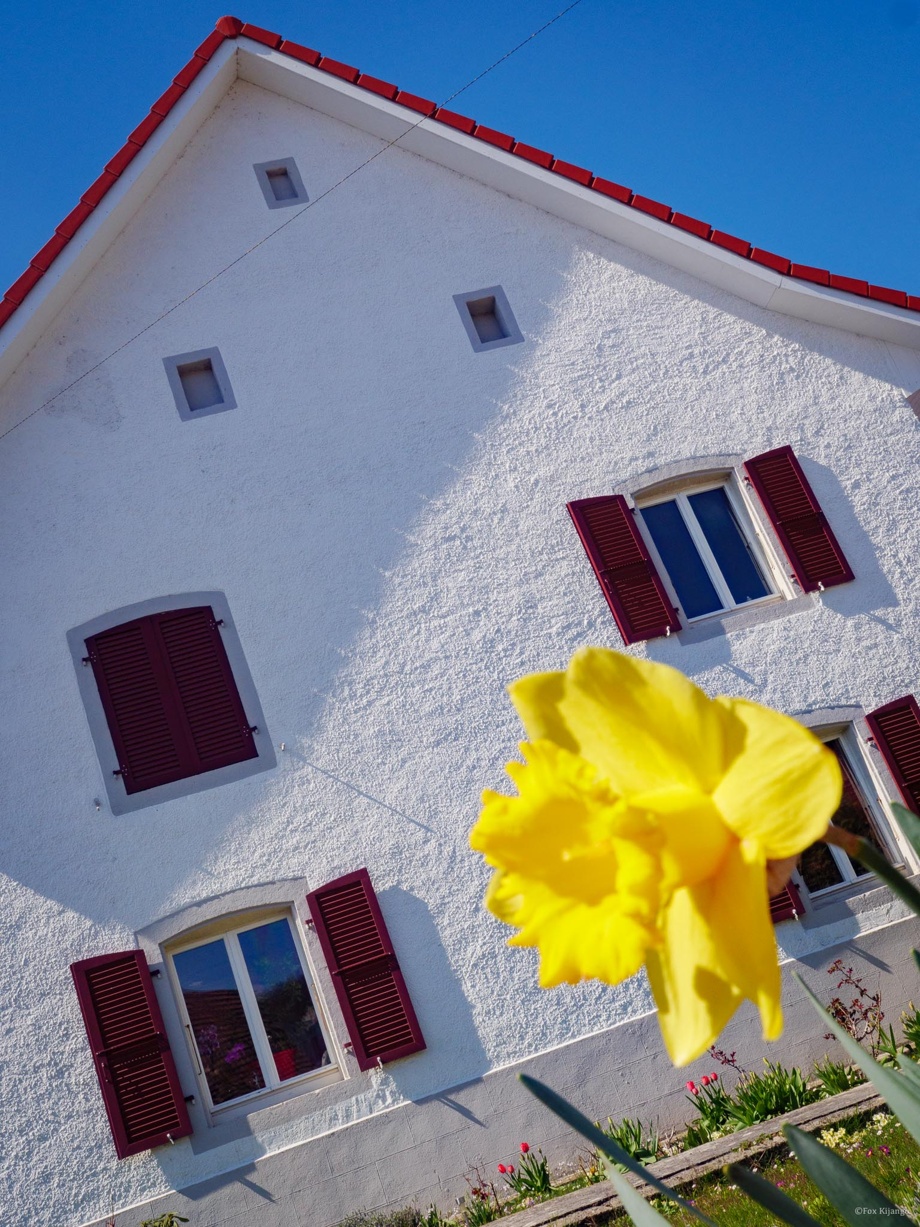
[
  {"xmin": 71, "ymin": 950, "xmax": 192, "ymax": 1159},
  {"xmin": 86, "ymin": 606, "xmax": 256, "ymax": 794},
  {"xmin": 567, "ymin": 495, "xmax": 681, "ymax": 644},
  {"xmin": 744, "ymin": 447, "xmax": 854, "ymax": 592},
  {"xmin": 866, "ymin": 695, "xmax": 920, "ymax": 815},
  {"xmin": 769, "ymin": 881, "xmax": 804, "ymax": 924},
  {"xmin": 307, "ymin": 869, "xmax": 425, "ymax": 1071}
]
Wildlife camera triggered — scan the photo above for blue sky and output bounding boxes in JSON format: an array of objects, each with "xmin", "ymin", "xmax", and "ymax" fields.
[{"xmin": 2, "ymin": 1, "xmax": 919, "ymax": 298}]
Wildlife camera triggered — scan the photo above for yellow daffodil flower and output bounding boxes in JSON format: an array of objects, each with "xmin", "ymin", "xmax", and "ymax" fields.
[{"xmin": 470, "ymin": 647, "xmax": 842, "ymax": 1065}]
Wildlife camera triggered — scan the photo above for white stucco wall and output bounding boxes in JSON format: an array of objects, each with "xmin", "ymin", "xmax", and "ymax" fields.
[{"xmin": 2, "ymin": 78, "xmax": 919, "ymax": 1225}]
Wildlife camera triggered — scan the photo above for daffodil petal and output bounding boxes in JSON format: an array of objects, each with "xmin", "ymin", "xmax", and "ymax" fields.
[
  {"xmin": 712, "ymin": 696, "xmax": 842, "ymax": 858},
  {"xmin": 511, "ymin": 647, "xmax": 736, "ymax": 796},
  {"xmin": 486, "ymin": 870, "xmax": 656, "ymax": 988},
  {"xmin": 646, "ymin": 841, "xmax": 782, "ymax": 1065}
]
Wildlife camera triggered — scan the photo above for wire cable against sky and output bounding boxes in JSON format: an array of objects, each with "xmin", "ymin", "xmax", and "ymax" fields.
[{"xmin": 0, "ymin": 0, "xmax": 585, "ymax": 445}]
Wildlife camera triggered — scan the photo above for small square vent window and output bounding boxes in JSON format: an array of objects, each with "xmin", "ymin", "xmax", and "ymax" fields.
[
  {"xmin": 253, "ymin": 158, "xmax": 308, "ymax": 210},
  {"xmin": 163, "ymin": 348, "xmax": 237, "ymax": 421},
  {"xmin": 453, "ymin": 286, "xmax": 523, "ymax": 352}
]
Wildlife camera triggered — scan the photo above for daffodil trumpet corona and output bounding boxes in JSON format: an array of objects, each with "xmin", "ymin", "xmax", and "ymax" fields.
[{"xmin": 470, "ymin": 647, "xmax": 843, "ymax": 1067}]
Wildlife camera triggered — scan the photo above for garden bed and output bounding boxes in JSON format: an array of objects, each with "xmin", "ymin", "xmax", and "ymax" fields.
[{"xmin": 493, "ymin": 1083, "xmax": 884, "ymax": 1227}]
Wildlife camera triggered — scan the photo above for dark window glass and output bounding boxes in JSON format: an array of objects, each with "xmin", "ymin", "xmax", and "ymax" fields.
[
  {"xmin": 688, "ymin": 488, "xmax": 770, "ymax": 605},
  {"xmin": 640, "ymin": 500, "xmax": 721, "ymax": 618},
  {"xmin": 798, "ymin": 740, "xmax": 884, "ymax": 893},
  {"xmin": 173, "ymin": 940, "xmax": 265, "ymax": 1105},
  {"xmin": 238, "ymin": 920, "xmax": 329, "ymax": 1081}
]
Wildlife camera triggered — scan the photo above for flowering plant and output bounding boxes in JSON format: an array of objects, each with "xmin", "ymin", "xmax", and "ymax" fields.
[
  {"xmin": 475, "ymin": 648, "xmax": 920, "ymax": 1223},
  {"xmin": 471, "ymin": 647, "xmax": 841, "ymax": 1063},
  {"xmin": 496, "ymin": 1143, "xmax": 552, "ymax": 1198}
]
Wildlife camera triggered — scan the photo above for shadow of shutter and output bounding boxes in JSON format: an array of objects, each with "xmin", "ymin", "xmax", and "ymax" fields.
[
  {"xmin": 307, "ymin": 869, "xmax": 426, "ymax": 1071},
  {"xmin": 744, "ymin": 446, "xmax": 853, "ymax": 592}
]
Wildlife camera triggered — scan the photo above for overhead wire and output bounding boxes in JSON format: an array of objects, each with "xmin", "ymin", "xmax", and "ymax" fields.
[{"xmin": 0, "ymin": 0, "xmax": 585, "ymax": 445}]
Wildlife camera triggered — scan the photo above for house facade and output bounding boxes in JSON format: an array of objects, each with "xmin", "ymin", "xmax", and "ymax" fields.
[{"xmin": 3, "ymin": 18, "xmax": 920, "ymax": 1227}]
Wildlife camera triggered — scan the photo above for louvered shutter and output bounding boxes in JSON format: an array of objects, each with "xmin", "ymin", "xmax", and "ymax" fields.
[
  {"xmin": 307, "ymin": 869, "xmax": 426, "ymax": 1071},
  {"xmin": 71, "ymin": 950, "xmax": 192, "ymax": 1159},
  {"xmin": 744, "ymin": 447, "xmax": 854, "ymax": 591},
  {"xmin": 769, "ymin": 881, "xmax": 804, "ymax": 924},
  {"xmin": 567, "ymin": 495, "xmax": 681, "ymax": 644},
  {"xmin": 86, "ymin": 607, "xmax": 256, "ymax": 794},
  {"xmin": 866, "ymin": 695, "xmax": 920, "ymax": 815}
]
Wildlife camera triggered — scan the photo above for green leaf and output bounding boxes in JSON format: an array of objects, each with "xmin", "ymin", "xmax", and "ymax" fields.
[
  {"xmin": 607, "ymin": 1169, "xmax": 680, "ymax": 1226},
  {"xmin": 784, "ymin": 1125, "xmax": 912, "ymax": 1227},
  {"xmin": 519, "ymin": 1075, "xmax": 718, "ymax": 1226},
  {"xmin": 848, "ymin": 838, "xmax": 920, "ymax": 918},
  {"xmin": 796, "ymin": 972, "xmax": 920, "ymax": 1148},
  {"xmin": 726, "ymin": 1162, "xmax": 823, "ymax": 1227},
  {"xmin": 891, "ymin": 803, "xmax": 920, "ymax": 860},
  {"xmin": 897, "ymin": 1053, "xmax": 920, "ymax": 1092}
]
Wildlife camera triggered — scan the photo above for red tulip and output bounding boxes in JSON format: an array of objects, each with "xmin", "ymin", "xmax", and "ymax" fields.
[
  {"xmin": 520, "ymin": 1142, "xmax": 530, "ymax": 1154},
  {"xmin": 685, "ymin": 1081, "xmax": 696, "ymax": 1092},
  {"xmin": 710, "ymin": 1072, "xmax": 718, "ymax": 1081},
  {"xmin": 691, "ymin": 1086, "xmax": 701, "ymax": 1096},
  {"xmin": 701, "ymin": 1075, "xmax": 710, "ymax": 1086},
  {"xmin": 508, "ymin": 1165, "xmax": 514, "ymax": 1173},
  {"xmin": 497, "ymin": 1164, "xmax": 506, "ymax": 1174}
]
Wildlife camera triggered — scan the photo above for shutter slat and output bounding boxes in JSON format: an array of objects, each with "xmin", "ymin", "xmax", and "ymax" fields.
[
  {"xmin": 567, "ymin": 495, "xmax": 680, "ymax": 644},
  {"xmin": 71, "ymin": 951, "xmax": 192, "ymax": 1159},
  {"xmin": 744, "ymin": 447, "xmax": 854, "ymax": 592},
  {"xmin": 867, "ymin": 695, "xmax": 920, "ymax": 815},
  {"xmin": 157, "ymin": 608, "xmax": 257, "ymax": 772},
  {"xmin": 769, "ymin": 882, "xmax": 804, "ymax": 924},
  {"xmin": 307, "ymin": 869, "xmax": 425, "ymax": 1071},
  {"xmin": 86, "ymin": 606, "xmax": 259, "ymax": 796}
]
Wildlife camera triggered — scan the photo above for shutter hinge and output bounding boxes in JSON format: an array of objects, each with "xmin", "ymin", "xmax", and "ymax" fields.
[
  {"xmin": 149, "ymin": 968, "xmax": 162, "ymax": 978},
  {"xmin": 246, "ymin": 724, "xmax": 259, "ymax": 734},
  {"xmin": 184, "ymin": 1094, "xmax": 197, "ymax": 1104},
  {"xmin": 112, "ymin": 767, "xmax": 127, "ymax": 778},
  {"xmin": 304, "ymin": 918, "xmax": 315, "ymax": 928},
  {"xmin": 81, "ymin": 656, "xmax": 91, "ymax": 666}
]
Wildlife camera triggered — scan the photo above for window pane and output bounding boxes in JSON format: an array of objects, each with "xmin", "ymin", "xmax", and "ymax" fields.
[
  {"xmin": 238, "ymin": 920, "xmax": 329, "ymax": 1080},
  {"xmin": 687, "ymin": 488, "xmax": 770, "ymax": 605},
  {"xmin": 829, "ymin": 741, "xmax": 883, "ymax": 877},
  {"xmin": 798, "ymin": 840, "xmax": 845, "ymax": 892},
  {"xmin": 640, "ymin": 500, "xmax": 722, "ymax": 618},
  {"xmin": 173, "ymin": 939, "xmax": 265, "ymax": 1105}
]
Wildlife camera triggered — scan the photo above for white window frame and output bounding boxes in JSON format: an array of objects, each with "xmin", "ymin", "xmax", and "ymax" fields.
[
  {"xmin": 166, "ymin": 908, "xmax": 340, "ymax": 1117},
  {"xmin": 635, "ymin": 477, "xmax": 788, "ymax": 623},
  {"xmin": 795, "ymin": 724, "xmax": 909, "ymax": 901}
]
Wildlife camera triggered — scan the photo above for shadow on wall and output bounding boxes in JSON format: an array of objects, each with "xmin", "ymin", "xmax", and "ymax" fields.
[
  {"xmin": 10, "ymin": 218, "xmax": 573, "ymax": 927},
  {"xmin": 376, "ymin": 886, "xmax": 489, "ymax": 1098}
]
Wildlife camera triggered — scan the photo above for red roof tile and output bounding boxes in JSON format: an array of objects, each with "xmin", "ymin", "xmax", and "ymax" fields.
[{"xmin": 1, "ymin": 15, "xmax": 914, "ymax": 331}]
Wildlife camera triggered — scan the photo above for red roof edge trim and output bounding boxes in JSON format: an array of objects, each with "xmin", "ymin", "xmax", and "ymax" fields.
[
  {"xmin": 592, "ymin": 177, "xmax": 632, "ymax": 203},
  {"xmin": 357, "ymin": 73, "xmax": 398, "ymax": 100},
  {"xmin": 632, "ymin": 195, "xmax": 671, "ymax": 221},
  {"xmin": 434, "ymin": 108, "xmax": 476, "ymax": 135},
  {"xmin": 173, "ymin": 57, "xmax": 207, "ymax": 90},
  {"xmin": 829, "ymin": 273, "xmax": 868, "ymax": 297},
  {"xmin": 671, "ymin": 213, "xmax": 711, "ymax": 239},
  {"xmin": 790, "ymin": 263, "xmax": 830, "ymax": 286},
  {"xmin": 30, "ymin": 232, "xmax": 71, "ymax": 271},
  {"xmin": 5, "ymin": 266, "xmax": 44, "ymax": 305},
  {"xmin": 194, "ymin": 30, "xmax": 226, "ymax": 61},
  {"xmin": 711, "ymin": 230, "xmax": 752, "ymax": 258},
  {"xmin": 279, "ymin": 39, "xmax": 321, "ymax": 66},
  {"xmin": 869, "ymin": 285, "xmax": 908, "ymax": 308},
  {"xmin": 751, "ymin": 247, "xmax": 791, "ymax": 274},
  {"xmin": 318, "ymin": 56, "xmax": 360, "ymax": 84},
  {"xmin": 2, "ymin": 15, "xmax": 917, "ymax": 331},
  {"xmin": 240, "ymin": 22, "xmax": 282, "ymax": 49},
  {"xmin": 552, "ymin": 159, "xmax": 592, "ymax": 186}
]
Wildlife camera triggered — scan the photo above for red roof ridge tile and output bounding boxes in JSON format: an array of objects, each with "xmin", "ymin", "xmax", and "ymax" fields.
[{"xmin": 3, "ymin": 15, "xmax": 918, "ymax": 331}]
